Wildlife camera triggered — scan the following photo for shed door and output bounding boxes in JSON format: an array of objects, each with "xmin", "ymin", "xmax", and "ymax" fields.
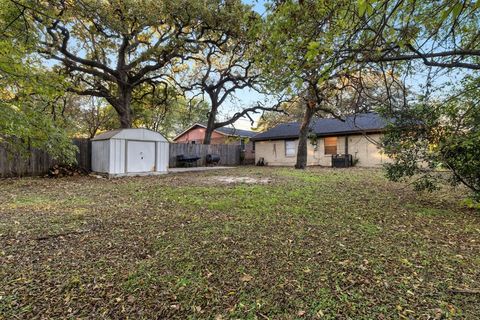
[{"xmin": 127, "ymin": 141, "xmax": 156, "ymax": 173}]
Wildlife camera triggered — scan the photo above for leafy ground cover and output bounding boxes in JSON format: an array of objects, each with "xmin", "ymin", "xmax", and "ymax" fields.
[{"xmin": 0, "ymin": 167, "xmax": 479, "ymax": 319}]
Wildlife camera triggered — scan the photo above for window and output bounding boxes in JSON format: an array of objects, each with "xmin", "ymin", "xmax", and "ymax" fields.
[
  {"xmin": 285, "ymin": 140, "xmax": 296, "ymax": 157},
  {"xmin": 240, "ymin": 139, "xmax": 245, "ymax": 151},
  {"xmin": 324, "ymin": 137, "xmax": 337, "ymax": 155}
]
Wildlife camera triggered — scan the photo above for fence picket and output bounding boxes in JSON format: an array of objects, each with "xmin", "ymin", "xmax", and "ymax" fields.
[
  {"xmin": 168, "ymin": 143, "xmax": 241, "ymax": 168},
  {"xmin": 0, "ymin": 139, "xmax": 91, "ymax": 177},
  {"xmin": 0, "ymin": 140, "xmax": 241, "ymax": 177}
]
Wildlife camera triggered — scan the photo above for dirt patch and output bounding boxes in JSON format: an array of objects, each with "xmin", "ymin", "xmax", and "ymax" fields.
[{"xmin": 210, "ymin": 176, "xmax": 272, "ymax": 184}]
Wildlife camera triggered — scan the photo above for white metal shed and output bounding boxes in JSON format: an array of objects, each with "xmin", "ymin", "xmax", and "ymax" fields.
[{"xmin": 91, "ymin": 128, "xmax": 169, "ymax": 177}]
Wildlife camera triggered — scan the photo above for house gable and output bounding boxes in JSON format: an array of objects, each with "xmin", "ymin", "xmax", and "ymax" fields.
[
  {"xmin": 173, "ymin": 124, "xmax": 225, "ymax": 143},
  {"xmin": 173, "ymin": 123, "xmax": 256, "ymax": 143}
]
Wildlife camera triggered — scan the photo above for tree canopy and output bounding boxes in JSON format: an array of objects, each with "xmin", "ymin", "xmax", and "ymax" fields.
[
  {"xmin": 381, "ymin": 76, "xmax": 480, "ymax": 201},
  {"xmin": 0, "ymin": 2, "xmax": 77, "ymax": 162},
  {"xmin": 12, "ymin": 0, "xmax": 252, "ymax": 128}
]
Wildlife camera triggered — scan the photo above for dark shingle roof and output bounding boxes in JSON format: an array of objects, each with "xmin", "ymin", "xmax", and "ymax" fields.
[
  {"xmin": 251, "ymin": 113, "xmax": 389, "ymax": 141},
  {"xmin": 215, "ymin": 126, "xmax": 257, "ymax": 138}
]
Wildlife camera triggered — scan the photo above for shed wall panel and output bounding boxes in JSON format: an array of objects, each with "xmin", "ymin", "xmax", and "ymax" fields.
[
  {"xmin": 92, "ymin": 140, "xmax": 110, "ymax": 173},
  {"xmin": 92, "ymin": 129, "xmax": 169, "ymax": 176},
  {"xmin": 156, "ymin": 142, "xmax": 169, "ymax": 172},
  {"xmin": 109, "ymin": 139, "xmax": 125, "ymax": 174}
]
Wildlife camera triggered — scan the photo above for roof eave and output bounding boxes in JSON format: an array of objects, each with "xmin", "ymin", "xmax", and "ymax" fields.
[
  {"xmin": 251, "ymin": 135, "xmax": 299, "ymax": 141},
  {"xmin": 251, "ymin": 128, "xmax": 385, "ymax": 141},
  {"xmin": 315, "ymin": 128, "xmax": 385, "ymax": 137}
]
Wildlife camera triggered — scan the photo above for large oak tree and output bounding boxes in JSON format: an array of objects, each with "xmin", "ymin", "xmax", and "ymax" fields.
[
  {"xmin": 183, "ymin": 40, "xmax": 263, "ymax": 144},
  {"xmin": 20, "ymin": 0, "xmax": 249, "ymax": 128},
  {"xmin": 178, "ymin": 10, "xmax": 285, "ymax": 145},
  {"xmin": 351, "ymin": 0, "xmax": 480, "ymax": 199},
  {"xmin": 261, "ymin": 0, "xmax": 480, "ymax": 170},
  {"xmin": 260, "ymin": 0, "xmax": 377, "ymax": 168}
]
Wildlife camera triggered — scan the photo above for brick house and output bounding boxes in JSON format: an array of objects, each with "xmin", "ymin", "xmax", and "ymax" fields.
[{"xmin": 173, "ymin": 123, "xmax": 257, "ymax": 163}]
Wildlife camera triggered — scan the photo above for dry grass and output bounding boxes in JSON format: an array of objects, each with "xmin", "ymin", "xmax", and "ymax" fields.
[{"xmin": 0, "ymin": 167, "xmax": 479, "ymax": 319}]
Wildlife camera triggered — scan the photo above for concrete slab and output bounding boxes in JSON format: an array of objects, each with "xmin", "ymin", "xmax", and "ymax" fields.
[
  {"xmin": 91, "ymin": 171, "xmax": 168, "ymax": 179},
  {"xmin": 168, "ymin": 166, "xmax": 234, "ymax": 173}
]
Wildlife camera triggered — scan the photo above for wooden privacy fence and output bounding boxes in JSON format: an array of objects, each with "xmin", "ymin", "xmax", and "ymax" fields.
[
  {"xmin": 0, "ymin": 140, "xmax": 241, "ymax": 177},
  {"xmin": 72, "ymin": 139, "xmax": 92, "ymax": 171},
  {"xmin": 0, "ymin": 139, "xmax": 91, "ymax": 178},
  {"xmin": 169, "ymin": 143, "xmax": 241, "ymax": 167}
]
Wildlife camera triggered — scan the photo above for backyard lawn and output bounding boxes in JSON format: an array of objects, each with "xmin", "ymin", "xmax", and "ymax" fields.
[{"xmin": 0, "ymin": 167, "xmax": 479, "ymax": 319}]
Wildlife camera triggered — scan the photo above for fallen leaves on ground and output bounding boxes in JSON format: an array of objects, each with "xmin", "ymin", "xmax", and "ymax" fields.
[{"xmin": 0, "ymin": 167, "xmax": 479, "ymax": 319}]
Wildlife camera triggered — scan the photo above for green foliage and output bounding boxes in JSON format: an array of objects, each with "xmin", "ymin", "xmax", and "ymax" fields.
[
  {"xmin": 259, "ymin": 0, "xmax": 358, "ymax": 93},
  {"xmin": 0, "ymin": 38, "xmax": 77, "ymax": 163},
  {"xmin": 381, "ymin": 77, "xmax": 480, "ymax": 202},
  {"xmin": 132, "ymin": 85, "xmax": 210, "ymax": 139},
  {"xmin": 13, "ymin": 0, "xmax": 255, "ymax": 128},
  {"xmin": 355, "ymin": 0, "xmax": 480, "ymax": 70},
  {"xmin": 0, "ymin": 0, "xmax": 80, "ymax": 163}
]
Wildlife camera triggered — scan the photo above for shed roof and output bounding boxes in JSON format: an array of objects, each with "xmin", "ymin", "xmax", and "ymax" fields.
[
  {"xmin": 251, "ymin": 113, "xmax": 389, "ymax": 141},
  {"xmin": 91, "ymin": 128, "xmax": 168, "ymax": 142}
]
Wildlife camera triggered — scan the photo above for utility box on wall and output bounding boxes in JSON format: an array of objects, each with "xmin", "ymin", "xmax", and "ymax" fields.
[{"xmin": 91, "ymin": 128, "xmax": 169, "ymax": 177}]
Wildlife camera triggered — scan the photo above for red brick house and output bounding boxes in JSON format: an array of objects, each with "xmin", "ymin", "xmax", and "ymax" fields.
[{"xmin": 173, "ymin": 123, "xmax": 257, "ymax": 163}]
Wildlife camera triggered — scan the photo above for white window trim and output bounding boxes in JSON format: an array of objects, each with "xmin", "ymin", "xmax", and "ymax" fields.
[{"xmin": 285, "ymin": 140, "xmax": 296, "ymax": 157}]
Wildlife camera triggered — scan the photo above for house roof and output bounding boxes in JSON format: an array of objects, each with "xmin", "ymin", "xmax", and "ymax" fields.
[
  {"xmin": 91, "ymin": 128, "xmax": 168, "ymax": 142},
  {"xmin": 214, "ymin": 126, "xmax": 257, "ymax": 138},
  {"xmin": 251, "ymin": 113, "xmax": 389, "ymax": 141},
  {"xmin": 173, "ymin": 123, "xmax": 256, "ymax": 141}
]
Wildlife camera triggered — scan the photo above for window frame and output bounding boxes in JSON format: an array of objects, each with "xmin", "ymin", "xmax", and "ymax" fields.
[
  {"xmin": 324, "ymin": 136, "xmax": 337, "ymax": 155},
  {"xmin": 285, "ymin": 140, "xmax": 296, "ymax": 157}
]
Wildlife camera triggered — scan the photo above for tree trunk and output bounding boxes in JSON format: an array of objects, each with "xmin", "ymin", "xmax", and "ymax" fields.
[
  {"xmin": 118, "ymin": 110, "xmax": 132, "ymax": 128},
  {"xmin": 295, "ymin": 102, "xmax": 316, "ymax": 169},
  {"xmin": 203, "ymin": 103, "xmax": 218, "ymax": 144},
  {"xmin": 116, "ymin": 86, "xmax": 133, "ymax": 128}
]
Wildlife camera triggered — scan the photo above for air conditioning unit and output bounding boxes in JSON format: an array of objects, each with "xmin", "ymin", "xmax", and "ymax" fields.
[{"xmin": 332, "ymin": 154, "xmax": 353, "ymax": 168}]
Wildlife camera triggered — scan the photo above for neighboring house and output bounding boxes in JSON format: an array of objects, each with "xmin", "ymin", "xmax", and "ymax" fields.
[
  {"xmin": 172, "ymin": 123, "xmax": 257, "ymax": 163},
  {"xmin": 251, "ymin": 113, "xmax": 391, "ymax": 167}
]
